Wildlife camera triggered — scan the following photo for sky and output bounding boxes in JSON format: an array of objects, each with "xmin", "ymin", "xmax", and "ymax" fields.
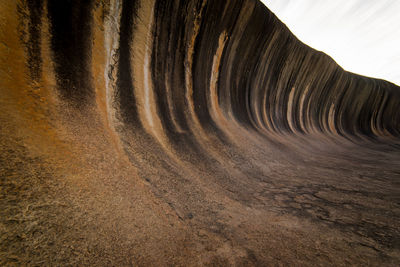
[{"xmin": 261, "ymin": 0, "xmax": 400, "ymax": 86}]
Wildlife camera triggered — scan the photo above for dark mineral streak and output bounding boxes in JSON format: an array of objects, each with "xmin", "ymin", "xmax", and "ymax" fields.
[{"xmin": 1, "ymin": 0, "xmax": 399, "ymax": 265}]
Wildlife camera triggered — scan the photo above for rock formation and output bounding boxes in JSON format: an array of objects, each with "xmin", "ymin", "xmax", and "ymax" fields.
[{"xmin": 1, "ymin": 0, "xmax": 399, "ymax": 265}]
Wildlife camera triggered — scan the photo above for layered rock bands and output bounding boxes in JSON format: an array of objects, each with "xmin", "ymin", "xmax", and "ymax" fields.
[{"xmin": 1, "ymin": 0, "xmax": 399, "ymax": 265}]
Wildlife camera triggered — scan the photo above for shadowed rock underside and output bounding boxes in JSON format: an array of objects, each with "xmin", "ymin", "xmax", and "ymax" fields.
[{"xmin": 1, "ymin": 0, "xmax": 400, "ymax": 266}]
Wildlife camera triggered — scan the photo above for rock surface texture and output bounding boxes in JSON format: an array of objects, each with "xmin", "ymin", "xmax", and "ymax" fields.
[{"xmin": 1, "ymin": 0, "xmax": 400, "ymax": 266}]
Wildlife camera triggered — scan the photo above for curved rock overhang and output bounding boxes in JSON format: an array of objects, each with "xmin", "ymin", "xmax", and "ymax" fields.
[{"xmin": 1, "ymin": 0, "xmax": 399, "ymax": 265}]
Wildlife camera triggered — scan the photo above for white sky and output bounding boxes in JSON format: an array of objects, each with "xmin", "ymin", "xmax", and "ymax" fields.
[{"xmin": 261, "ymin": 0, "xmax": 400, "ymax": 86}]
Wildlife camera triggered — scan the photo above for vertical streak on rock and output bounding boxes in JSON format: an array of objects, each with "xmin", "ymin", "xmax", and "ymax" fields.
[
  {"xmin": 102, "ymin": 0, "xmax": 127, "ymax": 152},
  {"xmin": 251, "ymin": 35, "xmax": 278, "ymax": 132},
  {"xmin": 328, "ymin": 103, "xmax": 337, "ymax": 134},
  {"xmin": 376, "ymin": 92, "xmax": 388, "ymax": 135},
  {"xmin": 305, "ymin": 83, "xmax": 316, "ymax": 134},
  {"xmin": 38, "ymin": 0, "xmax": 56, "ymax": 101},
  {"xmin": 164, "ymin": 70, "xmax": 185, "ymax": 133},
  {"xmin": 104, "ymin": 0, "xmax": 121, "ymax": 123},
  {"xmin": 209, "ymin": 31, "xmax": 228, "ymax": 128},
  {"xmin": 298, "ymin": 84, "xmax": 310, "ymax": 133},
  {"xmin": 19, "ymin": 0, "xmax": 43, "ymax": 84},
  {"xmin": 184, "ymin": 0, "xmax": 207, "ymax": 132},
  {"xmin": 132, "ymin": 0, "xmax": 169, "ymax": 148},
  {"xmin": 116, "ymin": 0, "xmax": 139, "ymax": 125},
  {"xmin": 287, "ymin": 86, "xmax": 296, "ymax": 133},
  {"xmin": 103, "ymin": 0, "xmax": 118, "ymax": 115},
  {"xmin": 259, "ymin": 30, "xmax": 280, "ymax": 133},
  {"xmin": 47, "ymin": 0, "xmax": 94, "ymax": 106},
  {"xmin": 218, "ymin": 0, "xmax": 255, "ymax": 123},
  {"xmin": 273, "ymin": 78, "xmax": 284, "ymax": 133},
  {"xmin": 142, "ymin": 1, "xmax": 155, "ymax": 129},
  {"xmin": 151, "ymin": 0, "xmax": 189, "ymax": 135}
]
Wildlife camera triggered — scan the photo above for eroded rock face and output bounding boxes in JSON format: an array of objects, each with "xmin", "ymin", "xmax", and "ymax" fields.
[{"xmin": 1, "ymin": 0, "xmax": 399, "ymax": 265}]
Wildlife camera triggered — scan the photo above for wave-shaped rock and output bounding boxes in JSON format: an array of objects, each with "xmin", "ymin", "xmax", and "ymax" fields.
[{"xmin": 1, "ymin": 0, "xmax": 399, "ymax": 265}]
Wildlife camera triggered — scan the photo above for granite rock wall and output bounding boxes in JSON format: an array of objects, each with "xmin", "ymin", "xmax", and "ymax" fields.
[{"xmin": 1, "ymin": 0, "xmax": 399, "ymax": 265}]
